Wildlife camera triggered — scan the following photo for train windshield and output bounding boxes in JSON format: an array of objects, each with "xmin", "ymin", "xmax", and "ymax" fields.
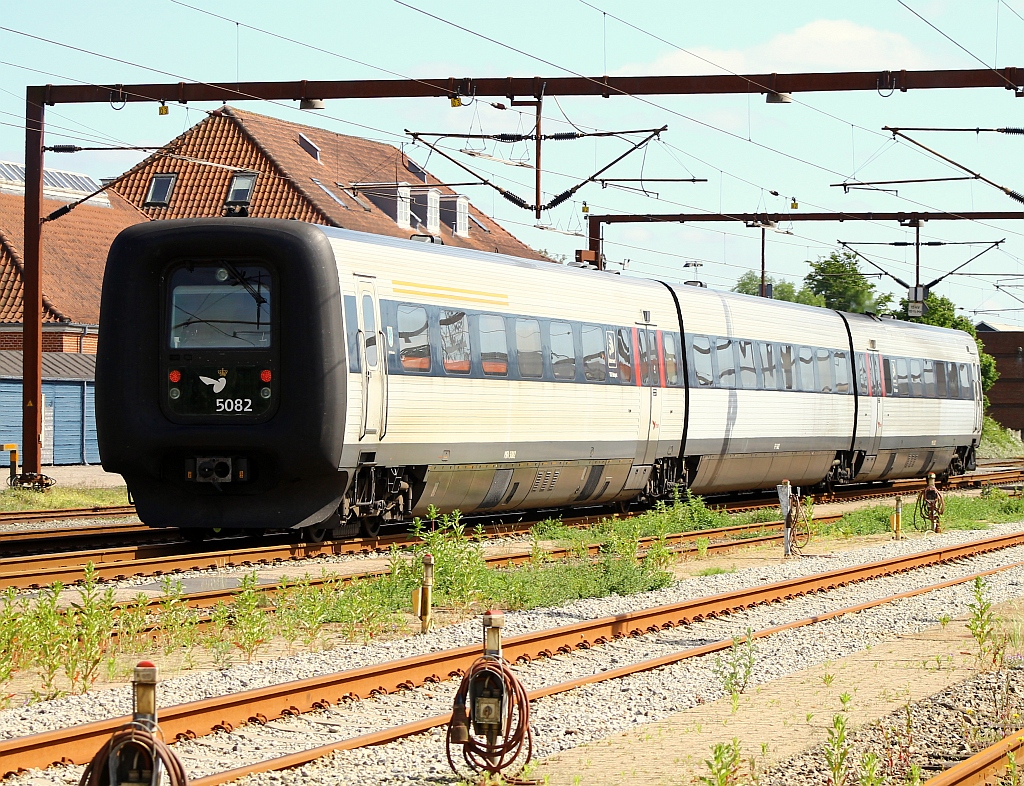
[{"xmin": 169, "ymin": 264, "xmax": 272, "ymax": 349}]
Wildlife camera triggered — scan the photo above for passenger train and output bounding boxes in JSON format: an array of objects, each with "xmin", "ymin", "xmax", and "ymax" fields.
[{"xmin": 95, "ymin": 219, "xmax": 982, "ymax": 538}]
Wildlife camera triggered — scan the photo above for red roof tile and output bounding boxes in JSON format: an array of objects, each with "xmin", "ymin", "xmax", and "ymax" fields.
[{"xmin": 0, "ymin": 190, "xmax": 147, "ymax": 324}]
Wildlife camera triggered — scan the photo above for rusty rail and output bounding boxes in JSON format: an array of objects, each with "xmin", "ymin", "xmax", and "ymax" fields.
[
  {"xmin": 0, "ymin": 505, "xmax": 136, "ymax": 525},
  {"xmin": 922, "ymin": 731, "xmax": 1024, "ymax": 785},
  {"xmin": 5, "ymin": 527, "xmax": 1024, "ymax": 775}
]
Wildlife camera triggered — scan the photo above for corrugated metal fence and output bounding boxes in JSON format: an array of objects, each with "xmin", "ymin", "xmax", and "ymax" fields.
[{"xmin": 0, "ymin": 380, "xmax": 100, "ymax": 465}]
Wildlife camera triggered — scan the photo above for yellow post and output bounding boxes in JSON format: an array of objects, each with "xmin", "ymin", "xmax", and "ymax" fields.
[
  {"xmin": 420, "ymin": 553, "xmax": 434, "ymax": 634},
  {"xmin": 893, "ymin": 497, "xmax": 903, "ymax": 541},
  {"xmin": 2, "ymin": 444, "xmax": 16, "ymax": 484}
]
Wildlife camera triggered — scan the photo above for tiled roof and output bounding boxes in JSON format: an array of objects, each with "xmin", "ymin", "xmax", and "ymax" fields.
[
  {"xmin": 0, "ymin": 350, "xmax": 95, "ymax": 380},
  {"xmin": 113, "ymin": 107, "xmax": 544, "ymax": 260},
  {"xmin": 0, "ymin": 190, "xmax": 147, "ymax": 324}
]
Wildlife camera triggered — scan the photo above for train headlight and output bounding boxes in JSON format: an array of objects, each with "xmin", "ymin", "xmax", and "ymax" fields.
[
  {"xmin": 260, "ymin": 387, "xmax": 271, "ymax": 399},
  {"xmin": 215, "ymin": 268, "xmax": 230, "ymax": 282},
  {"xmin": 169, "ymin": 388, "xmax": 181, "ymax": 399}
]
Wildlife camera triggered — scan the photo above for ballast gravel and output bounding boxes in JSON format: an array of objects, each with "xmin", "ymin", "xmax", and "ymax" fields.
[{"xmin": 8, "ymin": 520, "xmax": 1024, "ymax": 785}]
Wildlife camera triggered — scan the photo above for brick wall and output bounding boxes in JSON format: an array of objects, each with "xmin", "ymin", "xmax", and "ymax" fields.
[{"xmin": 0, "ymin": 331, "xmax": 97, "ymax": 354}]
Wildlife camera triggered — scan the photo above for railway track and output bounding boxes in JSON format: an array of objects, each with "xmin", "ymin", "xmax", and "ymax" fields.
[
  {"xmin": 5, "ymin": 526, "xmax": 1024, "ymax": 777},
  {"xmin": 0, "ymin": 463, "xmax": 1018, "ymax": 561},
  {"xmin": 0, "ymin": 505, "xmax": 135, "ymax": 525},
  {"xmin": 0, "ymin": 511, "xmax": 789, "ymax": 592},
  {"xmin": 924, "ymin": 730, "xmax": 1024, "ymax": 785}
]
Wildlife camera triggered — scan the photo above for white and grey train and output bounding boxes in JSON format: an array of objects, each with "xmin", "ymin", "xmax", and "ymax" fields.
[{"xmin": 95, "ymin": 219, "xmax": 982, "ymax": 537}]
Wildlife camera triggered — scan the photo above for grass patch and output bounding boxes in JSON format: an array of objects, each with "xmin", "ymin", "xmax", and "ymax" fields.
[
  {"xmin": 696, "ymin": 566, "xmax": 736, "ymax": 576},
  {"xmin": 532, "ymin": 489, "xmax": 780, "ymax": 555},
  {"xmin": 978, "ymin": 415, "xmax": 1024, "ymax": 459},
  {"xmin": 0, "ymin": 486, "xmax": 128, "ymax": 513},
  {"xmin": 817, "ymin": 489, "xmax": 1024, "ymax": 538}
]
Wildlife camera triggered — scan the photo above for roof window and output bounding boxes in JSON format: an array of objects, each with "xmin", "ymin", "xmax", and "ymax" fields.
[
  {"xmin": 298, "ymin": 133, "xmax": 321, "ymax": 163},
  {"xmin": 353, "ymin": 182, "xmax": 412, "ymax": 228},
  {"xmin": 143, "ymin": 173, "xmax": 177, "ymax": 207},
  {"xmin": 311, "ymin": 178, "xmax": 349, "ymax": 209},
  {"xmin": 440, "ymin": 194, "xmax": 471, "ymax": 237},
  {"xmin": 226, "ymin": 172, "xmax": 257, "ymax": 205}
]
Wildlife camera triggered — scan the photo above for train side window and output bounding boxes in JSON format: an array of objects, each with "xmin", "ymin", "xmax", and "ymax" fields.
[
  {"xmin": 946, "ymin": 362, "xmax": 960, "ymax": 399},
  {"xmin": 856, "ymin": 353, "xmax": 869, "ymax": 395},
  {"xmin": 715, "ymin": 337, "xmax": 736, "ymax": 388},
  {"xmin": 922, "ymin": 360, "xmax": 936, "ymax": 398},
  {"xmin": 833, "ymin": 350, "xmax": 851, "ymax": 394},
  {"xmin": 870, "ymin": 354, "xmax": 881, "ymax": 396},
  {"xmin": 883, "ymin": 357, "xmax": 895, "ymax": 396},
  {"xmin": 909, "ymin": 359, "xmax": 924, "ymax": 397},
  {"xmin": 797, "ymin": 346, "xmax": 815, "ymax": 391},
  {"xmin": 778, "ymin": 344, "xmax": 796, "ymax": 390},
  {"xmin": 935, "ymin": 360, "xmax": 947, "ymax": 397},
  {"xmin": 959, "ymin": 363, "xmax": 972, "ymax": 398},
  {"xmin": 440, "ymin": 309, "xmax": 471, "ymax": 374},
  {"xmin": 692, "ymin": 336, "xmax": 714, "ymax": 387},
  {"xmin": 816, "ymin": 348, "xmax": 833, "ymax": 393},
  {"xmin": 396, "ymin": 305, "xmax": 430, "ymax": 372},
  {"xmin": 637, "ymin": 329, "xmax": 652, "ymax": 385},
  {"xmin": 479, "ymin": 314, "xmax": 508, "ymax": 377},
  {"xmin": 617, "ymin": 329, "xmax": 634, "ymax": 384},
  {"xmin": 581, "ymin": 324, "xmax": 606, "ymax": 381},
  {"xmin": 550, "ymin": 321, "xmax": 576, "ymax": 380},
  {"xmin": 516, "ymin": 319, "xmax": 543, "ymax": 378},
  {"xmin": 361, "ymin": 294, "xmax": 378, "ymax": 368},
  {"xmin": 663, "ymin": 333, "xmax": 680, "ymax": 385},
  {"xmin": 757, "ymin": 342, "xmax": 777, "ymax": 390},
  {"xmin": 737, "ymin": 340, "xmax": 757, "ymax": 390},
  {"xmin": 895, "ymin": 358, "xmax": 910, "ymax": 397}
]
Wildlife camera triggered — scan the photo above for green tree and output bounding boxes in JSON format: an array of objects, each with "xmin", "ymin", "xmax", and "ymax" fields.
[
  {"xmin": 803, "ymin": 251, "xmax": 893, "ymax": 314},
  {"xmin": 892, "ymin": 292, "xmax": 998, "ymax": 400},
  {"xmin": 732, "ymin": 271, "xmax": 825, "ymax": 307}
]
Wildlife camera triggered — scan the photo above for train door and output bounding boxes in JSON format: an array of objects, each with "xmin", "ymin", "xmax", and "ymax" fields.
[
  {"xmin": 866, "ymin": 351, "xmax": 883, "ymax": 457},
  {"xmin": 355, "ymin": 277, "xmax": 386, "ymax": 439},
  {"xmin": 637, "ymin": 327, "xmax": 662, "ymax": 465}
]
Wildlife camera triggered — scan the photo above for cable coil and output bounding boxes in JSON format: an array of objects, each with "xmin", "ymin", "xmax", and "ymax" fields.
[
  {"xmin": 447, "ymin": 656, "xmax": 535, "ymax": 784},
  {"xmin": 78, "ymin": 724, "xmax": 189, "ymax": 786}
]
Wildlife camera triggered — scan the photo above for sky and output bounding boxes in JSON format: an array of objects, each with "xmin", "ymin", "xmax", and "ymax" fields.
[{"xmin": 3, "ymin": 1, "xmax": 1024, "ymax": 323}]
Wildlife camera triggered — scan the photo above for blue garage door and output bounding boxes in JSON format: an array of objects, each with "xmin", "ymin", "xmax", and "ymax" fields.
[{"xmin": 0, "ymin": 379, "xmax": 99, "ymax": 465}]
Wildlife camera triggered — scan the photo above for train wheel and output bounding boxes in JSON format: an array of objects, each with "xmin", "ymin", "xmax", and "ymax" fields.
[
  {"xmin": 304, "ymin": 526, "xmax": 329, "ymax": 544},
  {"xmin": 360, "ymin": 517, "xmax": 382, "ymax": 538}
]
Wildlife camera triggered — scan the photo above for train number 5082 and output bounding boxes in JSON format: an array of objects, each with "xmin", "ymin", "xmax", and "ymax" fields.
[{"xmin": 216, "ymin": 398, "xmax": 253, "ymax": 412}]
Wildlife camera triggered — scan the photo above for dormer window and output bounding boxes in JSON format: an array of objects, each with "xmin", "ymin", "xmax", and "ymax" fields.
[
  {"xmin": 298, "ymin": 133, "xmax": 321, "ymax": 163},
  {"xmin": 226, "ymin": 172, "xmax": 257, "ymax": 205},
  {"xmin": 143, "ymin": 173, "xmax": 177, "ymax": 207},
  {"xmin": 440, "ymin": 194, "xmax": 471, "ymax": 238}
]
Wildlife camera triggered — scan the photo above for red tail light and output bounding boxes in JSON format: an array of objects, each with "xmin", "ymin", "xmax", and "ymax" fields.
[
  {"xmin": 168, "ymin": 369, "xmax": 182, "ymax": 383},
  {"xmin": 260, "ymin": 369, "xmax": 272, "ymax": 383}
]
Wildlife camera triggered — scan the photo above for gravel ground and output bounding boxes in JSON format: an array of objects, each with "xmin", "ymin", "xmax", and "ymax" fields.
[
  {"xmin": 8, "ymin": 521, "xmax": 1024, "ymax": 785},
  {"xmin": 0, "ymin": 516, "xmax": 138, "ymax": 534}
]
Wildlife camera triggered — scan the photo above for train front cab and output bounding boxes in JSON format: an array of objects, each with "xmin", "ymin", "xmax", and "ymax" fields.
[{"xmin": 97, "ymin": 219, "xmax": 349, "ymax": 531}]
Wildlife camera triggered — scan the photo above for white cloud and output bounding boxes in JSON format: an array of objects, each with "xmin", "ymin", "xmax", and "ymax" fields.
[{"xmin": 619, "ymin": 19, "xmax": 941, "ymax": 76}]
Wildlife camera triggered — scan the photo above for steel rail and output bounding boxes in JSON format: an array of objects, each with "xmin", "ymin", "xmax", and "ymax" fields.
[
  {"xmin": 922, "ymin": 731, "xmax": 1024, "ymax": 785},
  {"xmin": 5, "ymin": 527, "xmax": 1023, "ymax": 774},
  {"xmin": 188, "ymin": 557, "xmax": 1024, "ymax": 786},
  {"xmin": 120, "ymin": 524, "xmax": 788, "ymax": 619},
  {"xmin": 0, "ymin": 505, "xmax": 136, "ymax": 525}
]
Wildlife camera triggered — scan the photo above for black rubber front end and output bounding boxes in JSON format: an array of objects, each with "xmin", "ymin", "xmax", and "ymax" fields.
[{"xmin": 96, "ymin": 219, "xmax": 347, "ymax": 529}]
